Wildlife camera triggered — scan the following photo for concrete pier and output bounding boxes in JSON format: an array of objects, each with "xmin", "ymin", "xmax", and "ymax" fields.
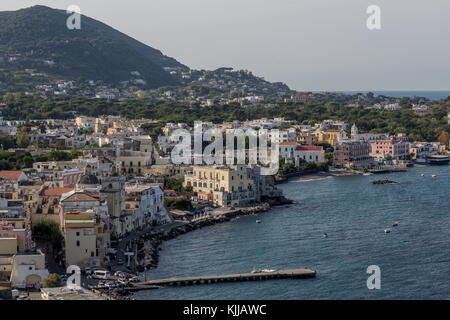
[{"xmin": 124, "ymin": 268, "xmax": 316, "ymax": 292}]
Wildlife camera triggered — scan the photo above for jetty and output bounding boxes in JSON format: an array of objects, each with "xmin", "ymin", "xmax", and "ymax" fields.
[{"xmin": 122, "ymin": 268, "xmax": 316, "ymax": 292}]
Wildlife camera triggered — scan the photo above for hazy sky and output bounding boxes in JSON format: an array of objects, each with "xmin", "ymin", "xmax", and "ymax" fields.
[{"xmin": 2, "ymin": 0, "xmax": 450, "ymax": 91}]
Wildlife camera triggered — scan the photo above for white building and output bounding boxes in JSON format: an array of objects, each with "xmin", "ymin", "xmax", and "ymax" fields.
[{"xmin": 9, "ymin": 250, "xmax": 49, "ymax": 289}]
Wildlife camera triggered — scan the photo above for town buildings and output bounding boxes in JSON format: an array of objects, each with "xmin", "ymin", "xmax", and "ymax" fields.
[
  {"xmin": 334, "ymin": 141, "xmax": 373, "ymax": 168},
  {"xmin": 184, "ymin": 165, "xmax": 256, "ymax": 207}
]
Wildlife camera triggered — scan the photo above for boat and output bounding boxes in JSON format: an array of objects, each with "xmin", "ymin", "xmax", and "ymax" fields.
[
  {"xmin": 384, "ymin": 228, "xmax": 391, "ymax": 234},
  {"xmin": 256, "ymin": 220, "xmax": 262, "ymax": 224},
  {"xmin": 363, "ymin": 172, "xmax": 373, "ymax": 176},
  {"xmin": 432, "ymin": 175, "xmax": 437, "ymax": 178},
  {"xmin": 392, "ymin": 222, "xmax": 399, "ymax": 227},
  {"xmin": 427, "ymin": 155, "xmax": 450, "ymax": 165},
  {"xmin": 251, "ymin": 267, "xmax": 260, "ymax": 274},
  {"xmin": 323, "ymin": 233, "xmax": 328, "ymax": 238},
  {"xmin": 261, "ymin": 265, "xmax": 277, "ymax": 273},
  {"xmin": 420, "ymin": 174, "xmax": 424, "ymax": 177},
  {"xmin": 261, "ymin": 268, "xmax": 276, "ymax": 273}
]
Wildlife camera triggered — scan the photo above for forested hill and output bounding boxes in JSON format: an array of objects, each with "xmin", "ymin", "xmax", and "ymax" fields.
[{"xmin": 0, "ymin": 5, "xmax": 187, "ymax": 88}]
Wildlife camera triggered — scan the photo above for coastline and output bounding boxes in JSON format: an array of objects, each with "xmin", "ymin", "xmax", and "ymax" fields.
[
  {"xmin": 135, "ymin": 198, "xmax": 293, "ymax": 272},
  {"xmin": 102, "ymin": 198, "xmax": 292, "ymax": 299}
]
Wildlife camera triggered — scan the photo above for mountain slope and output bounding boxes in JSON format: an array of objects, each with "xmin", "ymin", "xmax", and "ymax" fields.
[{"xmin": 0, "ymin": 5, "xmax": 188, "ymax": 88}]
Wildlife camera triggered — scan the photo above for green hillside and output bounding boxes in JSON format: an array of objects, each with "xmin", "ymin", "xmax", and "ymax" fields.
[{"xmin": 0, "ymin": 5, "xmax": 187, "ymax": 88}]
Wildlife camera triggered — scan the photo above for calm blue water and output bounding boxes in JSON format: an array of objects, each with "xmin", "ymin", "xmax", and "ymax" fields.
[
  {"xmin": 343, "ymin": 91, "xmax": 450, "ymax": 100},
  {"xmin": 136, "ymin": 165, "xmax": 450, "ymax": 300}
]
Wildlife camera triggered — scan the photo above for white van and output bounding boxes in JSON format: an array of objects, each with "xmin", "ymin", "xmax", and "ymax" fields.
[{"xmin": 93, "ymin": 270, "xmax": 110, "ymax": 280}]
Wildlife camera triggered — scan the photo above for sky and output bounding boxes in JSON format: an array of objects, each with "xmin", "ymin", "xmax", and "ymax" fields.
[{"xmin": 1, "ymin": 0, "xmax": 450, "ymax": 91}]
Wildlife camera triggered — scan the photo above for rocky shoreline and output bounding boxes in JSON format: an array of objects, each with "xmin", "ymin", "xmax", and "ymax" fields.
[{"xmin": 135, "ymin": 197, "xmax": 292, "ymax": 272}]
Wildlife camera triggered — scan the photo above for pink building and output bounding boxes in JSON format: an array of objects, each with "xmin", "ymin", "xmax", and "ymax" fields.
[
  {"xmin": 334, "ymin": 141, "xmax": 373, "ymax": 168},
  {"xmin": 371, "ymin": 136, "xmax": 410, "ymax": 160},
  {"xmin": 0, "ymin": 219, "xmax": 32, "ymax": 252},
  {"xmin": 61, "ymin": 169, "xmax": 84, "ymax": 187}
]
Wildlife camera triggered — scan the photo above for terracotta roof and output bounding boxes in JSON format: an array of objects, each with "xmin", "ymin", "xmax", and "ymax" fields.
[
  {"xmin": 42, "ymin": 187, "xmax": 75, "ymax": 197},
  {"xmin": 0, "ymin": 171, "xmax": 24, "ymax": 181},
  {"xmin": 295, "ymin": 146, "xmax": 323, "ymax": 151},
  {"xmin": 279, "ymin": 142, "xmax": 297, "ymax": 146}
]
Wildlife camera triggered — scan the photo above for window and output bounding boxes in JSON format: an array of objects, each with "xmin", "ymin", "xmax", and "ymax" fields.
[
  {"xmin": 76, "ymin": 241, "xmax": 80, "ymax": 247},
  {"xmin": 76, "ymin": 232, "xmax": 80, "ymax": 236}
]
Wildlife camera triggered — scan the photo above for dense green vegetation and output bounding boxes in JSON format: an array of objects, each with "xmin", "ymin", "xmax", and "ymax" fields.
[
  {"xmin": 0, "ymin": 149, "xmax": 80, "ymax": 170},
  {"xmin": 0, "ymin": 5, "xmax": 184, "ymax": 89},
  {"xmin": 32, "ymin": 220, "xmax": 64, "ymax": 251},
  {"xmin": 278, "ymin": 158, "xmax": 329, "ymax": 177},
  {"xmin": 163, "ymin": 177, "xmax": 185, "ymax": 193},
  {"xmin": 43, "ymin": 274, "xmax": 61, "ymax": 288},
  {"xmin": 2, "ymin": 93, "xmax": 449, "ymax": 143},
  {"xmin": 164, "ymin": 198, "xmax": 193, "ymax": 211}
]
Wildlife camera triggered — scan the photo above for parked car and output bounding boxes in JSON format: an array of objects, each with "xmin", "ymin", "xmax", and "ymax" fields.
[
  {"xmin": 84, "ymin": 267, "xmax": 92, "ymax": 275},
  {"xmin": 92, "ymin": 270, "xmax": 111, "ymax": 280}
]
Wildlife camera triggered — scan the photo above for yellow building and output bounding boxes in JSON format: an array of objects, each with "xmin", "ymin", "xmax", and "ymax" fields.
[
  {"xmin": 117, "ymin": 136, "xmax": 153, "ymax": 175},
  {"xmin": 315, "ymin": 129, "xmax": 346, "ymax": 146},
  {"xmin": 184, "ymin": 165, "xmax": 255, "ymax": 207},
  {"xmin": 296, "ymin": 133, "xmax": 318, "ymax": 145}
]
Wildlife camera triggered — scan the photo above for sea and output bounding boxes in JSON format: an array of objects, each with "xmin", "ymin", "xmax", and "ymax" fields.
[
  {"xmin": 135, "ymin": 165, "xmax": 450, "ymax": 300},
  {"xmin": 343, "ymin": 91, "xmax": 450, "ymax": 101}
]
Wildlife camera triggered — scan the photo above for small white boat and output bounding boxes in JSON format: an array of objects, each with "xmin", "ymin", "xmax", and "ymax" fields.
[
  {"xmin": 420, "ymin": 174, "xmax": 424, "ymax": 177},
  {"xmin": 256, "ymin": 220, "xmax": 262, "ymax": 224},
  {"xmin": 251, "ymin": 267, "xmax": 260, "ymax": 274},
  {"xmin": 392, "ymin": 222, "xmax": 399, "ymax": 227},
  {"xmin": 363, "ymin": 173, "xmax": 372, "ymax": 176},
  {"xmin": 323, "ymin": 233, "xmax": 328, "ymax": 238},
  {"xmin": 432, "ymin": 175, "xmax": 437, "ymax": 178},
  {"xmin": 261, "ymin": 265, "xmax": 277, "ymax": 273},
  {"xmin": 384, "ymin": 228, "xmax": 391, "ymax": 234}
]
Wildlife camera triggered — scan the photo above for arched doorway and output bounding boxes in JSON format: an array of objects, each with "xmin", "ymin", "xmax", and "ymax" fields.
[{"xmin": 26, "ymin": 274, "xmax": 41, "ymax": 288}]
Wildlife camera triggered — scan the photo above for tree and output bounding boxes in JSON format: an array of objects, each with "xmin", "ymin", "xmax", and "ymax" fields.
[
  {"xmin": 43, "ymin": 274, "xmax": 61, "ymax": 288},
  {"xmin": 16, "ymin": 127, "xmax": 30, "ymax": 148},
  {"xmin": 32, "ymin": 220, "xmax": 64, "ymax": 251},
  {"xmin": 437, "ymin": 130, "xmax": 449, "ymax": 148}
]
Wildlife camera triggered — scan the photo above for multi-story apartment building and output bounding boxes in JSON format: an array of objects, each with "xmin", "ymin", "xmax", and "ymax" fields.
[
  {"xmin": 370, "ymin": 136, "xmax": 410, "ymax": 161},
  {"xmin": 184, "ymin": 165, "xmax": 256, "ymax": 207},
  {"xmin": 294, "ymin": 146, "xmax": 325, "ymax": 164},
  {"xmin": 334, "ymin": 141, "xmax": 373, "ymax": 168},
  {"xmin": 316, "ymin": 129, "xmax": 347, "ymax": 146},
  {"xmin": 60, "ymin": 189, "xmax": 110, "ymax": 268},
  {"xmin": 125, "ymin": 185, "xmax": 170, "ymax": 230}
]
